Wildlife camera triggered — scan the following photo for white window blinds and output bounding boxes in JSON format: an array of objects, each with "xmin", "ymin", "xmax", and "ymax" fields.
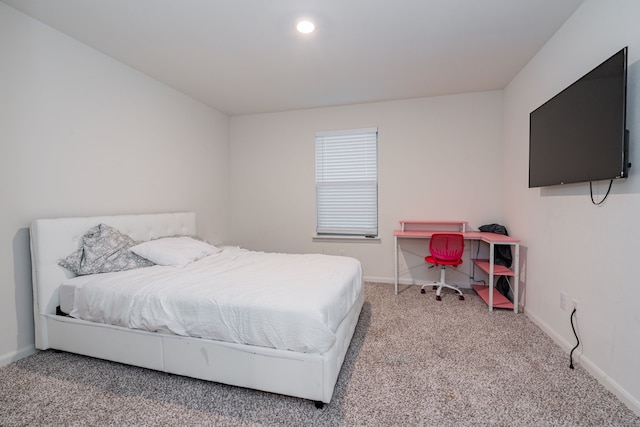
[{"xmin": 315, "ymin": 128, "xmax": 378, "ymax": 236}]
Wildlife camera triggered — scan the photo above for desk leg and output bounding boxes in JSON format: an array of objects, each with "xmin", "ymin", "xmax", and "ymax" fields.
[
  {"xmin": 488, "ymin": 243, "xmax": 495, "ymax": 312},
  {"xmin": 394, "ymin": 235, "xmax": 399, "ymax": 295},
  {"xmin": 513, "ymin": 243, "xmax": 520, "ymax": 314}
]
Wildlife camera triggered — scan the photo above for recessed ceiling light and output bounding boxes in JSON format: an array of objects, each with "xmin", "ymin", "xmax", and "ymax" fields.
[{"xmin": 296, "ymin": 20, "xmax": 315, "ymax": 34}]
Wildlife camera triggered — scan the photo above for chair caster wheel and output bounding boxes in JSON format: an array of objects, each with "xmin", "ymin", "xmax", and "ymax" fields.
[
  {"xmin": 459, "ymin": 295, "xmax": 465, "ymax": 301},
  {"xmin": 420, "ymin": 288, "xmax": 426, "ymax": 294},
  {"xmin": 436, "ymin": 295, "xmax": 442, "ymax": 301},
  {"xmin": 432, "ymin": 285, "xmax": 437, "ymax": 290}
]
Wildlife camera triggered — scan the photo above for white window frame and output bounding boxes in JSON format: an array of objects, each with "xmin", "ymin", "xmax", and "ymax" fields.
[{"xmin": 315, "ymin": 127, "xmax": 378, "ymax": 237}]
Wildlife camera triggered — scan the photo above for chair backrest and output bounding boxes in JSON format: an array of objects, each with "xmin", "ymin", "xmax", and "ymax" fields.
[{"xmin": 429, "ymin": 233, "xmax": 464, "ymax": 262}]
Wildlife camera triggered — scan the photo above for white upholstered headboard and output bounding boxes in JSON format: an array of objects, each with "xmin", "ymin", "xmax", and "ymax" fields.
[{"xmin": 29, "ymin": 212, "xmax": 196, "ymax": 349}]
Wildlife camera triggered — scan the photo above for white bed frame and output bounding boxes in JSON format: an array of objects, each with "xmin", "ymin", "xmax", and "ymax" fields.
[{"xmin": 30, "ymin": 212, "xmax": 364, "ymax": 406}]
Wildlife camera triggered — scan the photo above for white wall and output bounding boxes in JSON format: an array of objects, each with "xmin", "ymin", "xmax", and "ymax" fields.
[
  {"xmin": 0, "ymin": 3, "xmax": 230, "ymax": 365},
  {"xmin": 503, "ymin": 0, "xmax": 640, "ymax": 414},
  {"xmin": 229, "ymin": 92, "xmax": 505, "ymax": 284}
]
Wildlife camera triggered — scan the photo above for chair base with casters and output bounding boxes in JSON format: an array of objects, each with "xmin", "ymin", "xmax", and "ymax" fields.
[
  {"xmin": 420, "ymin": 265, "xmax": 465, "ymax": 301},
  {"xmin": 420, "ymin": 233, "xmax": 465, "ymax": 301}
]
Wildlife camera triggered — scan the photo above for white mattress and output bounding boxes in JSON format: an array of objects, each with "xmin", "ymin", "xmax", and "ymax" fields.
[{"xmin": 60, "ymin": 246, "xmax": 362, "ymax": 353}]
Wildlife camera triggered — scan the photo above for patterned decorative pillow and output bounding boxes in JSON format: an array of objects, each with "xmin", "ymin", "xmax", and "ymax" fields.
[{"xmin": 58, "ymin": 224, "xmax": 155, "ymax": 275}]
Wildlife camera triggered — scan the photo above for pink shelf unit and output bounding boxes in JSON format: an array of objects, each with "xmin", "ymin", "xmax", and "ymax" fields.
[
  {"xmin": 470, "ymin": 259, "xmax": 515, "ymax": 276},
  {"xmin": 471, "ymin": 284, "xmax": 514, "ymax": 310}
]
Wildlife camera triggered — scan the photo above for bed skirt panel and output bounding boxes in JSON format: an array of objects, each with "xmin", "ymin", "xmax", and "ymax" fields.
[
  {"xmin": 45, "ymin": 314, "xmax": 166, "ymax": 371},
  {"xmin": 42, "ymin": 288, "xmax": 363, "ymax": 403}
]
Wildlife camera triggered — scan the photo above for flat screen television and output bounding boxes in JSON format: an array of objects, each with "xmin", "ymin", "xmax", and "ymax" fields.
[{"xmin": 529, "ymin": 47, "xmax": 629, "ymax": 188}]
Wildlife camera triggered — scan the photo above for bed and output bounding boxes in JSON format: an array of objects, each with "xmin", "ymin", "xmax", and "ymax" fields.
[{"xmin": 29, "ymin": 212, "xmax": 364, "ymax": 407}]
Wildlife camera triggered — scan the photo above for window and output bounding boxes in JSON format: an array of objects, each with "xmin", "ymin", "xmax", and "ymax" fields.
[{"xmin": 315, "ymin": 127, "xmax": 378, "ymax": 237}]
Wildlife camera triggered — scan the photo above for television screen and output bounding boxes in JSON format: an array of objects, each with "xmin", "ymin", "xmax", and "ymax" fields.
[{"xmin": 529, "ymin": 47, "xmax": 628, "ymax": 188}]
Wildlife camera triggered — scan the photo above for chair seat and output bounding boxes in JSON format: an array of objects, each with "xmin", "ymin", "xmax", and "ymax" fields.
[{"xmin": 425, "ymin": 255, "xmax": 462, "ymax": 267}]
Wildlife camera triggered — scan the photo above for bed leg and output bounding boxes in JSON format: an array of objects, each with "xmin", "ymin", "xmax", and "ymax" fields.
[{"xmin": 314, "ymin": 401, "xmax": 324, "ymax": 409}]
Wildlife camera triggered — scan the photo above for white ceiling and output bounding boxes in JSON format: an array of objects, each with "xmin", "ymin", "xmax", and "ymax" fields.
[{"xmin": 3, "ymin": 0, "xmax": 584, "ymax": 116}]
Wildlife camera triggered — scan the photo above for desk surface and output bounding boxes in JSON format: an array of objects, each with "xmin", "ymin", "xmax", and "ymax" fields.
[{"xmin": 393, "ymin": 230, "xmax": 520, "ymax": 244}]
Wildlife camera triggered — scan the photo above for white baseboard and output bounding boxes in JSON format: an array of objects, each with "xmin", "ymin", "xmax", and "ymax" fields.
[
  {"xmin": 363, "ymin": 276, "xmax": 394, "ymax": 284},
  {"xmin": 526, "ymin": 308, "xmax": 640, "ymax": 417},
  {"xmin": 363, "ymin": 276, "xmax": 472, "ymax": 288},
  {"xmin": 0, "ymin": 345, "xmax": 37, "ymax": 368}
]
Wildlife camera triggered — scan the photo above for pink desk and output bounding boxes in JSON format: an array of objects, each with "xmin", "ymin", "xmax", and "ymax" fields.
[{"xmin": 394, "ymin": 221, "xmax": 520, "ymax": 313}]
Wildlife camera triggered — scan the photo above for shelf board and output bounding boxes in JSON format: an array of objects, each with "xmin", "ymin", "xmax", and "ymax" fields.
[
  {"xmin": 471, "ymin": 284, "xmax": 514, "ymax": 310},
  {"xmin": 471, "ymin": 259, "xmax": 514, "ymax": 276}
]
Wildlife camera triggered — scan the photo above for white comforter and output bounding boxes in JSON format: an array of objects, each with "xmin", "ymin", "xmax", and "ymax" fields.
[{"xmin": 62, "ymin": 247, "xmax": 362, "ymax": 353}]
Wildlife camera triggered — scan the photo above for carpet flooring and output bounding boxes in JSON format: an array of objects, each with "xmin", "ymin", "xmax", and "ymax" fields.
[{"xmin": 1, "ymin": 282, "xmax": 639, "ymax": 426}]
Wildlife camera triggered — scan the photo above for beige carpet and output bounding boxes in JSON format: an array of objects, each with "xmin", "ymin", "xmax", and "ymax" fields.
[{"xmin": 1, "ymin": 282, "xmax": 638, "ymax": 426}]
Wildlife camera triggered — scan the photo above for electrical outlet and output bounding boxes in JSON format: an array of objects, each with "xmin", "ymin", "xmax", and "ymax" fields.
[
  {"xmin": 560, "ymin": 292, "xmax": 568, "ymax": 311},
  {"xmin": 572, "ymin": 299, "xmax": 578, "ymax": 310}
]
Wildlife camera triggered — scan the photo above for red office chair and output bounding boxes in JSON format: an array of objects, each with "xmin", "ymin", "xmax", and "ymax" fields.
[{"xmin": 420, "ymin": 233, "xmax": 465, "ymax": 301}]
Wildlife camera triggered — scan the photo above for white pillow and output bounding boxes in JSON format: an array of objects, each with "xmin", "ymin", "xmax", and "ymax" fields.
[{"xmin": 130, "ymin": 236, "xmax": 220, "ymax": 267}]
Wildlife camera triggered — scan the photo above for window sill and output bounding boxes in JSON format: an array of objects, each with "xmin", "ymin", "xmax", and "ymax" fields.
[{"xmin": 312, "ymin": 235, "xmax": 381, "ymax": 243}]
